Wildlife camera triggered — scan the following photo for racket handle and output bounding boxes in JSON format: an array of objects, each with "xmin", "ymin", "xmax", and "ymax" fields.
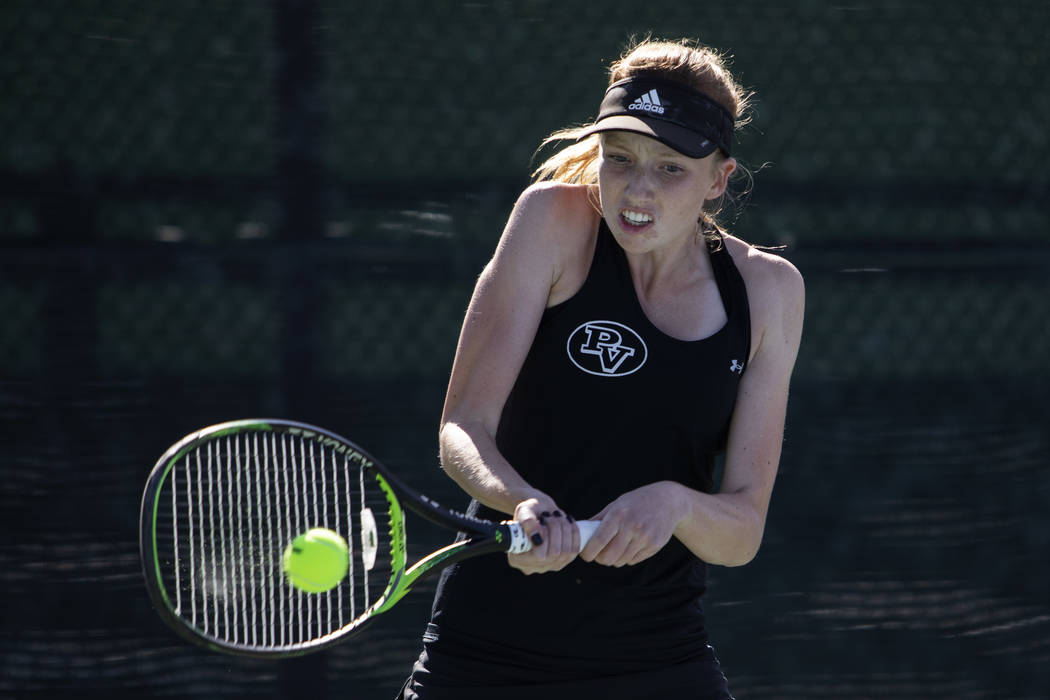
[
  {"xmin": 504, "ymin": 519, "xmax": 600, "ymax": 554},
  {"xmin": 574, "ymin": 519, "xmax": 599, "ymax": 550}
]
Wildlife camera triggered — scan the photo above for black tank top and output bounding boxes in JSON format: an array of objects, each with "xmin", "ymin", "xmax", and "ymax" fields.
[{"xmin": 423, "ymin": 220, "xmax": 751, "ymax": 680}]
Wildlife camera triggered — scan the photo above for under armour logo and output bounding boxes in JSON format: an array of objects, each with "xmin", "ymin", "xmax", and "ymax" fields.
[
  {"xmin": 729, "ymin": 359, "xmax": 745, "ymax": 374},
  {"xmin": 567, "ymin": 320, "xmax": 648, "ymax": 377}
]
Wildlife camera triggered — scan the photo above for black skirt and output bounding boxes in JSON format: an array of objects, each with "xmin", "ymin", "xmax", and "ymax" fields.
[{"xmin": 396, "ymin": 638, "xmax": 733, "ymax": 700}]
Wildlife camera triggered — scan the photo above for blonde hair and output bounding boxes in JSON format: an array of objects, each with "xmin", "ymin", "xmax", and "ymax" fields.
[{"xmin": 532, "ymin": 38, "xmax": 754, "ymax": 234}]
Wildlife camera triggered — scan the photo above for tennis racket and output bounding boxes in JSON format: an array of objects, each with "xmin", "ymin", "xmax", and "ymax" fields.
[{"xmin": 140, "ymin": 419, "xmax": 597, "ymax": 658}]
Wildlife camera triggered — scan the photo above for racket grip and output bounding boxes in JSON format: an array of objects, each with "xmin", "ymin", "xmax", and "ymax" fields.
[
  {"xmin": 504, "ymin": 519, "xmax": 599, "ymax": 554},
  {"xmin": 575, "ymin": 519, "xmax": 599, "ymax": 550}
]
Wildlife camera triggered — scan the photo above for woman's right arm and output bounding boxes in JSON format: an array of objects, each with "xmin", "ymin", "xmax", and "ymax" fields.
[{"xmin": 439, "ymin": 183, "xmax": 592, "ymax": 572}]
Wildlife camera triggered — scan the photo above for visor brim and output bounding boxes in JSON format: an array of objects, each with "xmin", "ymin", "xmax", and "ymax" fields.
[{"xmin": 576, "ymin": 115, "xmax": 721, "ymax": 159}]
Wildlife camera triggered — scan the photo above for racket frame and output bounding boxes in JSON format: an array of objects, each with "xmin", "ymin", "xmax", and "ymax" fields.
[{"xmin": 140, "ymin": 419, "xmax": 519, "ymax": 657}]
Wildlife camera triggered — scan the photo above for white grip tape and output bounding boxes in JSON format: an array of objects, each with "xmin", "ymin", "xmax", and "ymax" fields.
[
  {"xmin": 504, "ymin": 519, "xmax": 599, "ymax": 554},
  {"xmin": 505, "ymin": 521, "xmax": 530, "ymax": 554},
  {"xmin": 574, "ymin": 520, "xmax": 599, "ymax": 550}
]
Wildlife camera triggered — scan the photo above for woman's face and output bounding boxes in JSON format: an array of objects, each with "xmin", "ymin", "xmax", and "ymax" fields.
[{"xmin": 597, "ymin": 131, "xmax": 735, "ymax": 255}]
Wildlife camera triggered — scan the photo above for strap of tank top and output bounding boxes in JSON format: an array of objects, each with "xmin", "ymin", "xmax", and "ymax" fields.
[
  {"xmin": 706, "ymin": 229, "xmax": 752, "ymax": 361},
  {"xmin": 596, "ymin": 218, "xmax": 632, "ymax": 286}
]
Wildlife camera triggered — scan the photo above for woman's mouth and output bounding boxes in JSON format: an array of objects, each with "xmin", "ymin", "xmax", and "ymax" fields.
[{"xmin": 620, "ymin": 209, "xmax": 654, "ymax": 230}]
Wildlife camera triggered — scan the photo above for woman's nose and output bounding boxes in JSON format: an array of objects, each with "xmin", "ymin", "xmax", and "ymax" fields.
[{"xmin": 624, "ymin": 168, "xmax": 655, "ymax": 198}]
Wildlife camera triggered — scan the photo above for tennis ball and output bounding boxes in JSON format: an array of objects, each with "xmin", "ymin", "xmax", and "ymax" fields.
[{"xmin": 282, "ymin": 528, "xmax": 349, "ymax": 593}]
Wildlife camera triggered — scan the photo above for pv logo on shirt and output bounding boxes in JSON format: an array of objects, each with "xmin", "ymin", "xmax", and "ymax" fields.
[{"xmin": 567, "ymin": 321, "xmax": 648, "ymax": 377}]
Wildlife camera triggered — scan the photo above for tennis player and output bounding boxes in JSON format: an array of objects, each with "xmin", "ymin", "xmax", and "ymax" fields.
[{"xmin": 398, "ymin": 37, "xmax": 804, "ymax": 699}]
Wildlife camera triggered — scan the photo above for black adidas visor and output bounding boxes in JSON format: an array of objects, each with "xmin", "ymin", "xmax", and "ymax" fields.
[{"xmin": 577, "ymin": 76, "xmax": 734, "ymax": 158}]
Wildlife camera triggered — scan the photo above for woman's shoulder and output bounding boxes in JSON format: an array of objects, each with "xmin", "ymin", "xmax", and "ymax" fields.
[
  {"xmin": 723, "ymin": 235, "xmax": 804, "ymax": 300},
  {"xmin": 507, "ymin": 182, "xmax": 600, "ymax": 306},
  {"xmin": 722, "ymin": 235, "xmax": 805, "ymax": 342},
  {"xmin": 508, "ymin": 182, "xmax": 600, "ymax": 258},
  {"xmin": 495, "ymin": 182, "xmax": 597, "ymax": 261},
  {"xmin": 513, "ymin": 182, "xmax": 598, "ymax": 227}
]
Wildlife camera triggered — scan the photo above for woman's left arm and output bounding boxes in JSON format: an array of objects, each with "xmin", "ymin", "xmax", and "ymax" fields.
[{"xmin": 580, "ymin": 251, "xmax": 805, "ymax": 568}]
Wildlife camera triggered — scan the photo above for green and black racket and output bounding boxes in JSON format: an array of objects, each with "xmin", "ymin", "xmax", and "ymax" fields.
[{"xmin": 140, "ymin": 419, "xmax": 597, "ymax": 657}]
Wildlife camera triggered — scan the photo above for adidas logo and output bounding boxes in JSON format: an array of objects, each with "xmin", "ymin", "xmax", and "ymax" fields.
[{"xmin": 628, "ymin": 89, "xmax": 665, "ymax": 114}]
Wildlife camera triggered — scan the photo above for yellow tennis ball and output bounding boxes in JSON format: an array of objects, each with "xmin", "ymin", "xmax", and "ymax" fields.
[{"xmin": 282, "ymin": 528, "xmax": 349, "ymax": 593}]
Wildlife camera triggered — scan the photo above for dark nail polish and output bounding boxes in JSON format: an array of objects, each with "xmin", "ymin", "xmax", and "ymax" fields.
[
  {"xmin": 539, "ymin": 515, "xmax": 547, "ymax": 525},
  {"xmin": 567, "ymin": 514, "xmax": 575, "ymax": 523},
  {"xmin": 553, "ymin": 510, "xmax": 563, "ymax": 517},
  {"xmin": 541, "ymin": 511, "xmax": 551, "ymax": 518},
  {"xmin": 531, "ymin": 533, "xmax": 544, "ymax": 546}
]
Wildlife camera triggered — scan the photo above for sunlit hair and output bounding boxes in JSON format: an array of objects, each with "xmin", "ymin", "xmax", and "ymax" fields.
[{"xmin": 532, "ymin": 37, "xmax": 754, "ymax": 238}]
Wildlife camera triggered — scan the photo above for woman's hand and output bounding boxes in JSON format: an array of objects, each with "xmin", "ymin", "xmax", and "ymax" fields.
[
  {"xmin": 506, "ymin": 495, "xmax": 581, "ymax": 575},
  {"xmin": 580, "ymin": 482, "xmax": 684, "ymax": 567}
]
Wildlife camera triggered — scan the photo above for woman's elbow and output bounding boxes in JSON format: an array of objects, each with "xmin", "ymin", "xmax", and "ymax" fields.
[
  {"xmin": 721, "ymin": 541, "xmax": 761, "ymax": 567},
  {"xmin": 717, "ymin": 516, "xmax": 766, "ymax": 567},
  {"xmin": 437, "ymin": 421, "xmax": 460, "ymax": 474}
]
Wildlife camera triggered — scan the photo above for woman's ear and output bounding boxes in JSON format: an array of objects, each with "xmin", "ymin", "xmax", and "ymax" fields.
[{"xmin": 706, "ymin": 157, "xmax": 737, "ymax": 200}]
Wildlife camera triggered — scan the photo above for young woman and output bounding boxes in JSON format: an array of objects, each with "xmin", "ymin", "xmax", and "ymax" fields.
[{"xmin": 398, "ymin": 37, "xmax": 804, "ymax": 699}]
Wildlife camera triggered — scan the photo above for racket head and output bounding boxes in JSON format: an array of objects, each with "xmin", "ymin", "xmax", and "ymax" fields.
[{"xmin": 139, "ymin": 419, "xmax": 409, "ymax": 657}]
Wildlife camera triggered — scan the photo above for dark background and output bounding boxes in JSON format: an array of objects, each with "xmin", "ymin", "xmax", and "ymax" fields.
[{"xmin": 1, "ymin": 1, "xmax": 1048, "ymax": 698}]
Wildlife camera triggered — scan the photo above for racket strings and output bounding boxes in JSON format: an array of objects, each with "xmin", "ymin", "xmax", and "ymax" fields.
[{"xmin": 157, "ymin": 429, "xmax": 396, "ymax": 651}]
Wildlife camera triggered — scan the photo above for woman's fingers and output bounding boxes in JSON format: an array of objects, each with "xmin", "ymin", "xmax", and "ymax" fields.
[{"xmin": 508, "ymin": 510, "xmax": 579, "ymax": 574}]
